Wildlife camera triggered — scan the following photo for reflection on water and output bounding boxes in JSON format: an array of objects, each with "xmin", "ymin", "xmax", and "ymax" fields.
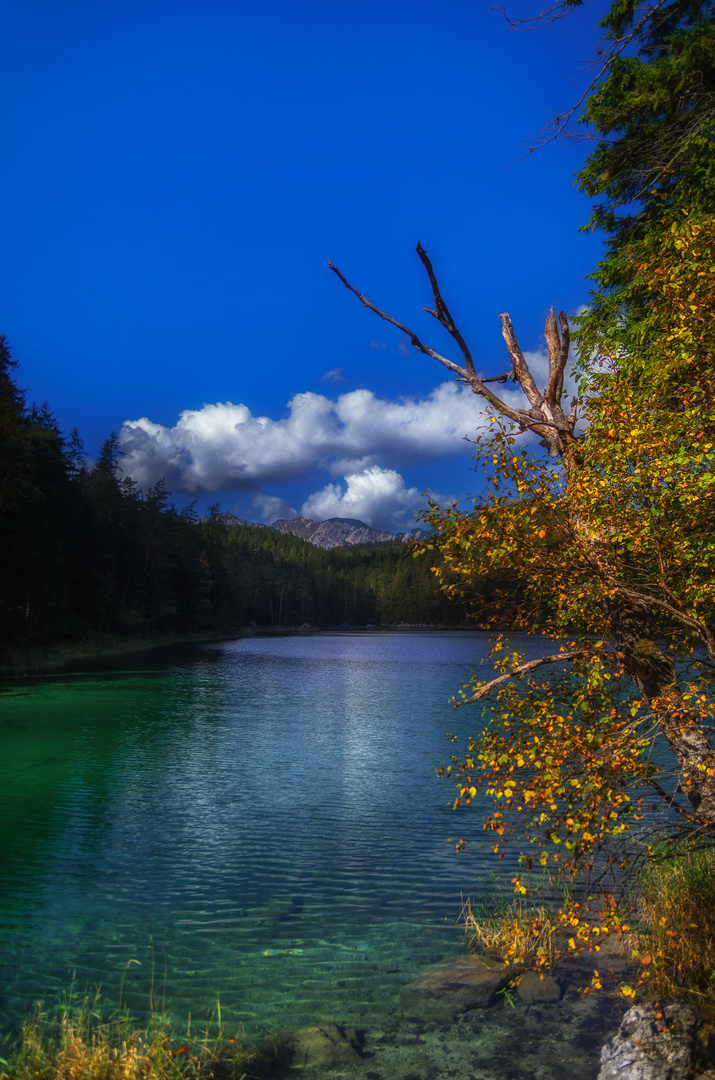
[{"xmin": 0, "ymin": 631, "xmax": 556, "ymax": 1035}]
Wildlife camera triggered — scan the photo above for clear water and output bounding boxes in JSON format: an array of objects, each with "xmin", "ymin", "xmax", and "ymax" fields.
[{"xmin": 0, "ymin": 630, "xmax": 556, "ymax": 1037}]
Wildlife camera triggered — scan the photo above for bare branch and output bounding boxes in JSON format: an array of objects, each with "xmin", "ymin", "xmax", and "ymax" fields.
[
  {"xmin": 557, "ymin": 311, "xmax": 570, "ymax": 399},
  {"xmin": 455, "ymin": 649, "xmax": 591, "ymax": 706},
  {"xmin": 498, "ymin": 312, "xmax": 543, "ymax": 409},
  {"xmin": 330, "ymin": 253, "xmax": 578, "ymax": 457},
  {"xmin": 415, "ymin": 242, "xmax": 476, "ymax": 376},
  {"xmin": 328, "ymin": 259, "xmax": 529, "ymax": 425},
  {"xmin": 482, "ymin": 372, "xmax": 514, "ymax": 384},
  {"xmin": 489, "ymin": 0, "xmax": 575, "ymax": 32},
  {"xmin": 328, "ymin": 260, "xmax": 465, "ymax": 378},
  {"xmin": 648, "ymin": 778, "xmax": 699, "ymax": 822}
]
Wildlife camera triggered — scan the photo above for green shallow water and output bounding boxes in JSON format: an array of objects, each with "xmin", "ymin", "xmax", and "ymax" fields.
[{"xmin": 0, "ymin": 631, "xmax": 556, "ymax": 1037}]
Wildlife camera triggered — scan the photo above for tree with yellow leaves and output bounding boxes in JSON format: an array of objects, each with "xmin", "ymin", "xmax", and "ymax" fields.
[
  {"xmin": 331, "ymin": 216, "xmax": 714, "ymax": 894},
  {"xmin": 329, "ymin": 0, "xmax": 715, "ymax": 902}
]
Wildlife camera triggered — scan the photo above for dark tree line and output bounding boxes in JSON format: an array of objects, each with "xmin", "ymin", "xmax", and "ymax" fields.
[
  {"xmin": 0, "ymin": 338, "xmax": 474, "ymax": 661},
  {"xmin": 199, "ymin": 518, "xmax": 467, "ymax": 630}
]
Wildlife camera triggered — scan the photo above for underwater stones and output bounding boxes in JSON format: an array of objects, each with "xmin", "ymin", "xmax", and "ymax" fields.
[
  {"xmin": 598, "ymin": 1001, "xmax": 705, "ymax": 1080},
  {"xmin": 399, "ymin": 955, "xmax": 508, "ymax": 1021},
  {"xmin": 516, "ymin": 970, "xmax": 561, "ymax": 1004},
  {"xmin": 285, "ymin": 1021, "xmax": 363, "ymax": 1069}
]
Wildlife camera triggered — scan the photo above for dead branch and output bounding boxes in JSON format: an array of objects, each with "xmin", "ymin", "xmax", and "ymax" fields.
[
  {"xmin": 498, "ymin": 312, "xmax": 543, "ymax": 409},
  {"xmin": 416, "ymin": 242, "xmax": 476, "ymax": 376},
  {"xmin": 329, "ymin": 246, "xmax": 578, "ymax": 456},
  {"xmin": 648, "ymin": 778, "xmax": 699, "ymax": 822},
  {"xmin": 328, "ymin": 257, "xmax": 527, "ymax": 422}
]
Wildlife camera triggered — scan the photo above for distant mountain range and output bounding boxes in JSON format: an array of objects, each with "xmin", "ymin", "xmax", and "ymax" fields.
[{"xmin": 201, "ymin": 511, "xmax": 430, "ymax": 550}]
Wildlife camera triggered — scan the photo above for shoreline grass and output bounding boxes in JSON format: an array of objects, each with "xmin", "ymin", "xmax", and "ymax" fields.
[
  {"xmin": 0, "ymin": 991, "xmax": 278, "ymax": 1080},
  {"xmin": 460, "ymin": 847, "xmax": 715, "ymax": 1023},
  {"xmin": 459, "ymin": 893, "xmax": 562, "ymax": 972},
  {"xmin": 629, "ymin": 845, "xmax": 715, "ymax": 1017}
]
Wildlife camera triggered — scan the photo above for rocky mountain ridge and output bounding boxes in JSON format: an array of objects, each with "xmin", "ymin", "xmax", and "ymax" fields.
[{"xmin": 200, "ymin": 511, "xmax": 429, "ymax": 550}]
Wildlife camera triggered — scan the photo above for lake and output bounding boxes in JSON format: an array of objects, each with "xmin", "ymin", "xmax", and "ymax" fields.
[{"xmin": 0, "ymin": 630, "xmax": 555, "ymax": 1037}]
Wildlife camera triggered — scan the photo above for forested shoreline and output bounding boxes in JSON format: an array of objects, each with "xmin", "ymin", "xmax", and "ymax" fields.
[{"xmin": 0, "ymin": 338, "xmax": 477, "ymax": 671}]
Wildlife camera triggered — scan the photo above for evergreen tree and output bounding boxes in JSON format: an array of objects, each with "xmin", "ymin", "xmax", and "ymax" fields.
[{"xmin": 576, "ymin": 0, "xmax": 715, "ymax": 240}]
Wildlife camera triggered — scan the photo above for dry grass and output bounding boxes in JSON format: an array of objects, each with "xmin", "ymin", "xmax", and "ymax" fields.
[
  {"xmin": 459, "ymin": 894, "xmax": 562, "ymax": 972},
  {"xmin": 459, "ymin": 848, "xmax": 715, "ymax": 1014},
  {"xmin": 0, "ymin": 992, "xmax": 270, "ymax": 1080},
  {"xmin": 633, "ymin": 845, "xmax": 715, "ymax": 1015}
]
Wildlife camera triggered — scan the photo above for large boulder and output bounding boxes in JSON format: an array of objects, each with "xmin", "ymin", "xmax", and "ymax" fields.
[
  {"xmin": 599, "ymin": 1001, "xmax": 706, "ymax": 1080},
  {"xmin": 400, "ymin": 954, "xmax": 509, "ymax": 1021},
  {"xmin": 285, "ymin": 1021, "xmax": 362, "ymax": 1069}
]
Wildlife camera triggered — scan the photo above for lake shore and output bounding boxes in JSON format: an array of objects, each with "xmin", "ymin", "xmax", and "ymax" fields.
[
  {"xmin": 0, "ymin": 630, "xmax": 251, "ymax": 678},
  {"xmin": 0, "ymin": 622, "xmax": 491, "ymax": 678}
]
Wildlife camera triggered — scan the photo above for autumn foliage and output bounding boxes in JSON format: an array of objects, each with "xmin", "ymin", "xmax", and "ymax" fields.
[
  {"xmin": 422, "ymin": 213, "xmax": 715, "ymax": 891},
  {"xmin": 331, "ymin": 0, "xmax": 715, "ymax": 993}
]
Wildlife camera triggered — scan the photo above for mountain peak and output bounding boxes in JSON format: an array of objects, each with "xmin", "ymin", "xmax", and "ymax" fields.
[
  {"xmin": 199, "ymin": 512, "xmax": 430, "ymax": 549},
  {"xmin": 270, "ymin": 515, "xmax": 400, "ymax": 548}
]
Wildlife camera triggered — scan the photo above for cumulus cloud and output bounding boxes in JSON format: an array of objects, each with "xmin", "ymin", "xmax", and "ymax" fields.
[
  {"xmin": 116, "ymin": 346, "xmax": 576, "ymax": 534},
  {"xmin": 119, "ymin": 378, "xmax": 534, "ymax": 495},
  {"xmin": 250, "ymin": 493, "xmax": 298, "ymax": 523},
  {"xmin": 301, "ymin": 466, "xmax": 436, "ymax": 531}
]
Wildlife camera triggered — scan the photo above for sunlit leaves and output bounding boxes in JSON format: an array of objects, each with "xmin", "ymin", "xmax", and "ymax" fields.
[{"xmin": 421, "ymin": 208, "xmax": 715, "ymax": 896}]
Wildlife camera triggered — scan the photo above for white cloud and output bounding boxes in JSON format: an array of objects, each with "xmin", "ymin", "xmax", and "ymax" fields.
[
  {"xmin": 301, "ymin": 466, "xmax": 434, "ymax": 531},
  {"xmin": 250, "ymin": 493, "xmax": 297, "ymax": 523},
  {"xmin": 119, "ymin": 379, "xmax": 532, "ymax": 494},
  {"xmin": 319, "ymin": 367, "xmax": 345, "ymax": 384},
  {"xmin": 117, "ymin": 349, "xmax": 578, "ymax": 532}
]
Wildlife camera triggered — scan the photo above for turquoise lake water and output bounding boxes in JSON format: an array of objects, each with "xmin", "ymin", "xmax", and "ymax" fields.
[{"xmin": 0, "ymin": 630, "xmax": 556, "ymax": 1038}]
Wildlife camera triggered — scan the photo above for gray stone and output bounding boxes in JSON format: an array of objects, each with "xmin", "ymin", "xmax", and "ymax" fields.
[
  {"xmin": 517, "ymin": 969, "xmax": 561, "ymax": 1003},
  {"xmin": 599, "ymin": 1001, "xmax": 704, "ymax": 1080},
  {"xmin": 286, "ymin": 1021, "xmax": 362, "ymax": 1069},
  {"xmin": 400, "ymin": 954, "xmax": 509, "ymax": 1021}
]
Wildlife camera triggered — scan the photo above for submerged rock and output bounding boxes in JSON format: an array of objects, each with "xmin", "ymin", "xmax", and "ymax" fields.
[
  {"xmin": 400, "ymin": 954, "xmax": 509, "ymax": 1021},
  {"xmin": 599, "ymin": 1001, "xmax": 705, "ymax": 1080},
  {"xmin": 517, "ymin": 970, "xmax": 561, "ymax": 1003},
  {"xmin": 284, "ymin": 1021, "xmax": 362, "ymax": 1069}
]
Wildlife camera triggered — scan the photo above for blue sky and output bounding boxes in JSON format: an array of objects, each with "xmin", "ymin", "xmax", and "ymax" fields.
[{"xmin": 1, "ymin": 0, "xmax": 607, "ymax": 530}]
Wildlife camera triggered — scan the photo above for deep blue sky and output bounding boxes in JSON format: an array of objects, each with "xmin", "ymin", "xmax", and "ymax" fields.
[{"xmin": 1, "ymin": 0, "xmax": 607, "ymax": 529}]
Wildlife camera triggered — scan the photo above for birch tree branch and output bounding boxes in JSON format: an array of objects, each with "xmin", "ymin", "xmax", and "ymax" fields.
[
  {"xmin": 455, "ymin": 649, "xmax": 591, "ymax": 706},
  {"xmin": 618, "ymin": 587, "xmax": 715, "ymax": 662}
]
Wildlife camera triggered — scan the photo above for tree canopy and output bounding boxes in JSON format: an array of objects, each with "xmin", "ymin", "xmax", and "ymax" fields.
[{"xmin": 329, "ymin": 0, "xmax": 715, "ymax": 961}]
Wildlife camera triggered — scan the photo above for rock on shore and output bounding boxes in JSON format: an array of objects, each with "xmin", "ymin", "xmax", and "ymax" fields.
[{"xmin": 399, "ymin": 954, "xmax": 510, "ymax": 1021}]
